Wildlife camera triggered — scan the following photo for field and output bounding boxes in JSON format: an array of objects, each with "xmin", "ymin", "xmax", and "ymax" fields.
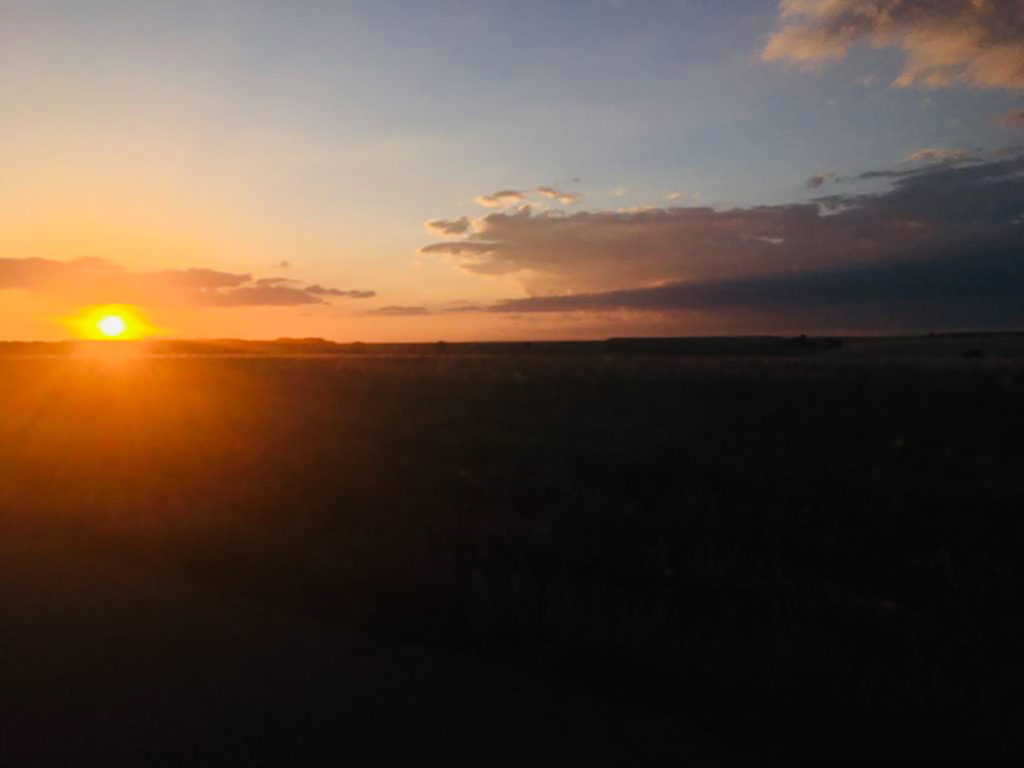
[{"xmin": 2, "ymin": 347, "xmax": 1023, "ymax": 764}]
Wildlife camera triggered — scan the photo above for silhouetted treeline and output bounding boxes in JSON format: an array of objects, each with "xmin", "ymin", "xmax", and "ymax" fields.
[{"xmin": 4, "ymin": 333, "xmax": 1023, "ymax": 359}]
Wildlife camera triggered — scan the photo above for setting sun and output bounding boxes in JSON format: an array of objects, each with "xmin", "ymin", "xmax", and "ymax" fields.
[
  {"xmin": 66, "ymin": 304, "xmax": 159, "ymax": 342},
  {"xmin": 97, "ymin": 314, "xmax": 128, "ymax": 338}
]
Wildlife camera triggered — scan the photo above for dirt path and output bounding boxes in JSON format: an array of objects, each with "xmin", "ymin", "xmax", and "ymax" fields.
[{"xmin": 0, "ymin": 529, "xmax": 744, "ymax": 767}]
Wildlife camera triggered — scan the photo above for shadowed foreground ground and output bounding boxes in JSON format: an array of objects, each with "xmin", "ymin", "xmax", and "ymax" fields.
[
  {"xmin": 0, "ymin": 527, "xmax": 736, "ymax": 767},
  {"xmin": 1, "ymin": 352, "xmax": 1022, "ymax": 765}
]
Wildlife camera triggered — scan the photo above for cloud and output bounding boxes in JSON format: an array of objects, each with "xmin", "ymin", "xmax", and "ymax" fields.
[
  {"xmin": 0, "ymin": 257, "xmax": 119, "ymax": 291},
  {"xmin": 996, "ymin": 143, "xmax": 1024, "ymax": 157},
  {"xmin": 475, "ymin": 190, "xmax": 527, "ymax": 208},
  {"xmin": 762, "ymin": 0, "xmax": 1024, "ymax": 91},
  {"xmin": 423, "ymin": 197, "xmax": 942, "ymax": 294},
  {"xmin": 483, "ymin": 244, "xmax": 1024, "ymax": 331},
  {"xmin": 666, "ymin": 192, "xmax": 682, "ymax": 201},
  {"xmin": 204, "ymin": 285, "xmax": 332, "ymax": 307},
  {"xmin": 537, "ymin": 187, "xmax": 582, "ymax": 205},
  {"xmin": 997, "ymin": 107, "xmax": 1024, "ymax": 127},
  {"xmin": 305, "ymin": 285, "xmax": 376, "ymax": 299},
  {"xmin": 422, "ymin": 155, "xmax": 1024, "ymax": 330},
  {"xmin": 420, "ymin": 240, "xmax": 504, "ymax": 259},
  {"xmin": 425, "ymin": 217, "xmax": 473, "ymax": 236},
  {"xmin": 842, "ymin": 147, "xmax": 982, "ymax": 186},
  {"xmin": 905, "ymin": 147, "xmax": 976, "ymax": 164},
  {"xmin": 271, "ymin": 260, "xmax": 292, "ymax": 269},
  {"xmin": 805, "ymin": 172, "xmax": 837, "ymax": 188},
  {"xmin": 0, "ymin": 257, "xmax": 374, "ymax": 307},
  {"xmin": 364, "ymin": 305, "xmax": 430, "ymax": 316}
]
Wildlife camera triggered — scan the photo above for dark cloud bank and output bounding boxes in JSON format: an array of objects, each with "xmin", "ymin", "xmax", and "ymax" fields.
[{"xmin": 424, "ymin": 153, "xmax": 1024, "ymax": 332}]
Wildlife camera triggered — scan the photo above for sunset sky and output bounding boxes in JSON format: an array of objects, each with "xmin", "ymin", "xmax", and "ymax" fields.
[{"xmin": 2, "ymin": 0, "xmax": 1022, "ymax": 341}]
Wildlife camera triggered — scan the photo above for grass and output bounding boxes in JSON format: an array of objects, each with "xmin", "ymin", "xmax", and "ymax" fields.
[{"xmin": 2, "ymin": 353, "xmax": 1022, "ymax": 764}]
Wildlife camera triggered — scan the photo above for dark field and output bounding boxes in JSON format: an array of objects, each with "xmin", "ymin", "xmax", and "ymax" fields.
[{"xmin": 2, "ymin": 351, "xmax": 1023, "ymax": 765}]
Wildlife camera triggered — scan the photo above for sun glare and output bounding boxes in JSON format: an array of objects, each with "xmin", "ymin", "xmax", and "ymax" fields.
[
  {"xmin": 97, "ymin": 314, "xmax": 128, "ymax": 338},
  {"xmin": 67, "ymin": 305, "xmax": 159, "ymax": 342}
]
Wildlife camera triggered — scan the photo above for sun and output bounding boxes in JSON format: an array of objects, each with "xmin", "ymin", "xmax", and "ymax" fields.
[
  {"xmin": 97, "ymin": 314, "xmax": 128, "ymax": 338},
  {"xmin": 66, "ymin": 305, "xmax": 158, "ymax": 342}
]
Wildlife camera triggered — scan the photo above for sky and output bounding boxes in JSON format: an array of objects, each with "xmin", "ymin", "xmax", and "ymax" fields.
[{"xmin": 1, "ymin": 0, "xmax": 1022, "ymax": 341}]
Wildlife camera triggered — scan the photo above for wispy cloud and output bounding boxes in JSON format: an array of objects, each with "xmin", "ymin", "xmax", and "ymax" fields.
[
  {"xmin": 475, "ymin": 190, "xmax": 527, "ymax": 208},
  {"xmin": 364, "ymin": 305, "xmax": 430, "ymax": 316},
  {"xmin": 805, "ymin": 172, "xmax": 837, "ymax": 189},
  {"xmin": 905, "ymin": 147, "xmax": 976, "ymax": 164},
  {"xmin": 537, "ymin": 186, "xmax": 581, "ymax": 205},
  {"xmin": 306, "ymin": 285, "xmax": 376, "ymax": 299},
  {"xmin": 425, "ymin": 217, "xmax": 473, "ymax": 236}
]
